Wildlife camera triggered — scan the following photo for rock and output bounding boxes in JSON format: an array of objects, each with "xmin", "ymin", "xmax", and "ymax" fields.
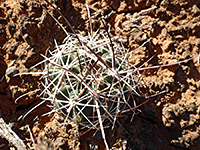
[
  {"xmin": 191, "ymin": 4, "xmax": 200, "ymax": 17},
  {"xmin": 161, "ymin": 40, "xmax": 174, "ymax": 52},
  {"xmin": 6, "ymin": 66, "xmax": 18, "ymax": 77}
]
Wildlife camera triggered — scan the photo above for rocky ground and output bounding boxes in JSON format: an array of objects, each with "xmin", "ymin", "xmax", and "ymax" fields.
[{"xmin": 0, "ymin": 0, "xmax": 200, "ymax": 149}]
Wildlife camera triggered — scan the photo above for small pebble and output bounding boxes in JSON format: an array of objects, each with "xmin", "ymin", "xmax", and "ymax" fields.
[{"xmin": 6, "ymin": 66, "xmax": 18, "ymax": 77}]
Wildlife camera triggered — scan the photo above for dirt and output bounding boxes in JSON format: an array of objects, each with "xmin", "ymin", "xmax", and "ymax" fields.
[{"xmin": 0, "ymin": 0, "xmax": 200, "ymax": 149}]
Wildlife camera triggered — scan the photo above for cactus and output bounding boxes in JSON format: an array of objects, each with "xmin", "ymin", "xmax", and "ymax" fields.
[{"xmin": 41, "ymin": 28, "xmax": 140, "ymax": 126}]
